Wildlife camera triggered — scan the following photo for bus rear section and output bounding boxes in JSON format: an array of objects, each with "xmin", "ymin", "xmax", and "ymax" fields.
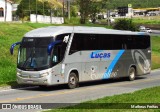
[{"xmin": 64, "ymin": 33, "xmax": 151, "ymax": 83}]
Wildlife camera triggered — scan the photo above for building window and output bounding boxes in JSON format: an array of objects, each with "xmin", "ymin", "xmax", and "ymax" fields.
[{"xmin": 0, "ymin": 8, "xmax": 4, "ymax": 17}]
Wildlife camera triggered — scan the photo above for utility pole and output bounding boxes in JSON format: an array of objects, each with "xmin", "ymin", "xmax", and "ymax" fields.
[
  {"xmin": 22, "ymin": 0, "xmax": 24, "ymax": 23},
  {"xmin": 50, "ymin": 8, "xmax": 52, "ymax": 24},
  {"xmin": 4, "ymin": 0, "xmax": 7, "ymax": 22},
  {"xmin": 36, "ymin": 0, "xmax": 37, "ymax": 22},
  {"xmin": 107, "ymin": 10, "xmax": 110, "ymax": 26},
  {"xmin": 43, "ymin": 0, "xmax": 45, "ymax": 17},
  {"xmin": 107, "ymin": 0, "xmax": 111, "ymax": 26},
  {"xmin": 68, "ymin": 0, "xmax": 70, "ymax": 20},
  {"xmin": 29, "ymin": 0, "xmax": 31, "ymax": 20},
  {"xmin": 63, "ymin": 0, "xmax": 65, "ymax": 17}
]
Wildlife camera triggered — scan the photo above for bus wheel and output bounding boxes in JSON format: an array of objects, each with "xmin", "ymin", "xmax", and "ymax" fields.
[
  {"xmin": 68, "ymin": 72, "xmax": 78, "ymax": 89},
  {"xmin": 39, "ymin": 85, "xmax": 48, "ymax": 89},
  {"xmin": 128, "ymin": 67, "xmax": 136, "ymax": 81}
]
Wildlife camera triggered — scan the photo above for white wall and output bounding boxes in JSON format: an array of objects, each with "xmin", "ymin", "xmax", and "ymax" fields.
[
  {"xmin": 0, "ymin": 0, "xmax": 12, "ymax": 22},
  {"xmin": 126, "ymin": 8, "xmax": 133, "ymax": 17},
  {"xmin": 30, "ymin": 14, "xmax": 64, "ymax": 24}
]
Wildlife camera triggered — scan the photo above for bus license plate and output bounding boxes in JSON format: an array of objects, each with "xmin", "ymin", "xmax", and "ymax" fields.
[{"xmin": 27, "ymin": 80, "xmax": 33, "ymax": 83}]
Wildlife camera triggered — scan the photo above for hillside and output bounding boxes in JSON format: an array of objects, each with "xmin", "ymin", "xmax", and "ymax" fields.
[
  {"xmin": 14, "ymin": 0, "xmax": 160, "ymax": 9},
  {"xmin": 103, "ymin": 0, "xmax": 160, "ymax": 9},
  {"xmin": 13, "ymin": 0, "xmax": 62, "ymax": 8}
]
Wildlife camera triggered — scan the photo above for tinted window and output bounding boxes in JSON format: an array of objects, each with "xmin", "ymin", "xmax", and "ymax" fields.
[
  {"xmin": 0, "ymin": 8, "xmax": 4, "ymax": 17},
  {"xmin": 135, "ymin": 35, "xmax": 150, "ymax": 49},
  {"xmin": 69, "ymin": 34, "xmax": 99, "ymax": 54},
  {"xmin": 99, "ymin": 34, "xmax": 113, "ymax": 50},
  {"xmin": 22, "ymin": 37, "xmax": 53, "ymax": 48},
  {"xmin": 123, "ymin": 35, "xmax": 150, "ymax": 49},
  {"xmin": 52, "ymin": 33, "xmax": 71, "ymax": 65},
  {"xmin": 69, "ymin": 34, "xmax": 150, "ymax": 55},
  {"xmin": 55, "ymin": 33, "xmax": 71, "ymax": 42},
  {"xmin": 69, "ymin": 34, "xmax": 83, "ymax": 54}
]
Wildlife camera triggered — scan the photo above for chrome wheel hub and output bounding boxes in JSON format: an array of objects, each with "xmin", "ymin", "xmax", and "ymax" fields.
[{"xmin": 70, "ymin": 77, "xmax": 75, "ymax": 85}]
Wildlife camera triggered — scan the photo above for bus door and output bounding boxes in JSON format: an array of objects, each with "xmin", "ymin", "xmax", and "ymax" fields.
[{"xmin": 84, "ymin": 59, "xmax": 100, "ymax": 81}]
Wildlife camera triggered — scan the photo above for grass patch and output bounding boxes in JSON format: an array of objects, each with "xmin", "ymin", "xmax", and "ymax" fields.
[
  {"xmin": 64, "ymin": 17, "xmax": 81, "ymax": 25},
  {"xmin": 152, "ymin": 52, "xmax": 160, "ymax": 69},
  {"xmin": 46, "ymin": 86, "xmax": 160, "ymax": 111},
  {"xmin": 151, "ymin": 36, "xmax": 160, "ymax": 69},
  {"xmin": 0, "ymin": 22, "xmax": 53, "ymax": 85},
  {"xmin": 151, "ymin": 36, "xmax": 160, "ymax": 53},
  {"xmin": 133, "ymin": 16, "xmax": 160, "ymax": 25}
]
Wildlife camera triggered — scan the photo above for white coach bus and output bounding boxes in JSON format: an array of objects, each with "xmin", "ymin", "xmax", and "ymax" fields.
[{"xmin": 10, "ymin": 26, "xmax": 151, "ymax": 89}]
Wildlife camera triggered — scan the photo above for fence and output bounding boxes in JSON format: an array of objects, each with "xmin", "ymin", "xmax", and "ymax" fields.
[{"xmin": 30, "ymin": 14, "xmax": 64, "ymax": 24}]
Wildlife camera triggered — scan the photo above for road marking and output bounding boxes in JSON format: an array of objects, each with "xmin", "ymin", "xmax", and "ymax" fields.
[
  {"xmin": 151, "ymin": 69, "xmax": 160, "ymax": 73},
  {"xmin": 0, "ymin": 86, "xmax": 39, "ymax": 93},
  {"xmin": 0, "ymin": 77, "xmax": 160, "ymax": 103}
]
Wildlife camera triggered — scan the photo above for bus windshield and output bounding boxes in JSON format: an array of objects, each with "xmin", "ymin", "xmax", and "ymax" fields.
[
  {"xmin": 18, "ymin": 47, "xmax": 50, "ymax": 70},
  {"xmin": 17, "ymin": 34, "xmax": 70, "ymax": 71},
  {"xmin": 17, "ymin": 37, "xmax": 52, "ymax": 70}
]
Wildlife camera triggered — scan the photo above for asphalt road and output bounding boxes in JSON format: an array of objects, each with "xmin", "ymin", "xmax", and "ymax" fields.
[
  {"xmin": 0, "ymin": 69, "xmax": 160, "ymax": 112},
  {"xmin": 150, "ymin": 30, "xmax": 160, "ymax": 36}
]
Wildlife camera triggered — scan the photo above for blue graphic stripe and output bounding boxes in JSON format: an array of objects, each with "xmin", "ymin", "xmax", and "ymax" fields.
[
  {"xmin": 138, "ymin": 32, "xmax": 145, "ymax": 35},
  {"xmin": 103, "ymin": 50, "xmax": 125, "ymax": 79}
]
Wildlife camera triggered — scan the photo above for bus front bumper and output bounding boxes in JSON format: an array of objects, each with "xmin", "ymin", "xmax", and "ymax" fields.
[{"xmin": 17, "ymin": 75, "xmax": 51, "ymax": 86}]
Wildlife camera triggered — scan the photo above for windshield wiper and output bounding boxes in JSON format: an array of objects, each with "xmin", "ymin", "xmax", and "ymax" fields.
[{"xmin": 22, "ymin": 48, "xmax": 34, "ymax": 68}]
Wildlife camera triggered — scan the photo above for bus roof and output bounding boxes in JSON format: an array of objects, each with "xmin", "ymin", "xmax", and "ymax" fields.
[{"xmin": 24, "ymin": 26, "xmax": 149, "ymax": 37}]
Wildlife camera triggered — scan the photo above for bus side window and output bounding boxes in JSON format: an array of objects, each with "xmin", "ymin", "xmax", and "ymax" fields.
[
  {"xmin": 53, "ymin": 55, "xmax": 57, "ymax": 63},
  {"xmin": 69, "ymin": 34, "xmax": 82, "ymax": 55},
  {"xmin": 52, "ymin": 45, "xmax": 58, "ymax": 63},
  {"xmin": 52, "ymin": 45, "xmax": 61, "ymax": 63},
  {"xmin": 70, "ymin": 42, "xmax": 78, "ymax": 54},
  {"xmin": 123, "ymin": 44, "xmax": 127, "ymax": 49}
]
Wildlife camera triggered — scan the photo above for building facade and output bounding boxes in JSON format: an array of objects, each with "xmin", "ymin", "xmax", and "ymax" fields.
[{"xmin": 0, "ymin": 0, "xmax": 12, "ymax": 22}]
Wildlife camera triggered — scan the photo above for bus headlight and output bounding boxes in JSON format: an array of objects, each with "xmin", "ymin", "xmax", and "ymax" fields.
[
  {"xmin": 17, "ymin": 72, "xmax": 21, "ymax": 76},
  {"xmin": 40, "ymin": 72, "xmax": 49, "ymax": 78}
]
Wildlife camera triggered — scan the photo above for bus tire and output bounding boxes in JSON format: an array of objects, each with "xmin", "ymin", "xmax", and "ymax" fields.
[
  {"xmin": 128, "ymin": 67, "xmax": 136, "ymax": 81},
  {"xmin": 68, "ymin": 72, "xmax": 78, "ymax": 89},
  {"xmin": 39, "ymin": 85, "xmax": 48, "ymax": 89}
]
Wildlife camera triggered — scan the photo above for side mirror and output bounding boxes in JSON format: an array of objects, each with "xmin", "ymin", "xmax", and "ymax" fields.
[
  {"xmin": 10, "ymin": 42, "xmax": 21, "ymax": 55},
  {"xmin": 47, "ymin": 40, "xmax": 62, "ymax": 55}
]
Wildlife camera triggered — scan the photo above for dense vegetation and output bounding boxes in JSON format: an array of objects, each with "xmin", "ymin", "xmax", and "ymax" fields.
[
  {"xmin": 113, "ymin": 19, "xmax": 138, "ymax": 31},
  {"xmin": 102, "ymin": 0, "xmax": 160, "ymax": 9},
  {"xmin": 14, "ymin": 0, "xmax": 160, "ymax": 8},
  {"xmin": 16, "ymin": 0, "xmax": 63, "ymax": 20},
  {"xmin": 13, "ymin": 0, "xmax": 160, "ymax": 24}
]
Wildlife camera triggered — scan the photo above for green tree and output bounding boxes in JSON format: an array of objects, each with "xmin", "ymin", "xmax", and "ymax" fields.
[
  {"xmin": 76, "ymin": 0, "xmax": 92, "ymax": 24},
  {"xmin": 70, "ymin": 5, "xmax": 78, "ymax": 17},
  {"xmin": 16, "ymin": 0, "xmax": 44, "ymax": 20},
  {"xmin": 89, "ymin": 1, "xmax": 101, "ymax": 23},
  {"xmin": 16, "ymin": 0, "xmax": 63, "ymax": 20},
  {"xmin": 76, "ymin": 0, "xmax": 102, "ymax": 24},
  {"xmin": 113, "ymin": 19, "xmax": 138, "ymax": 31}
]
